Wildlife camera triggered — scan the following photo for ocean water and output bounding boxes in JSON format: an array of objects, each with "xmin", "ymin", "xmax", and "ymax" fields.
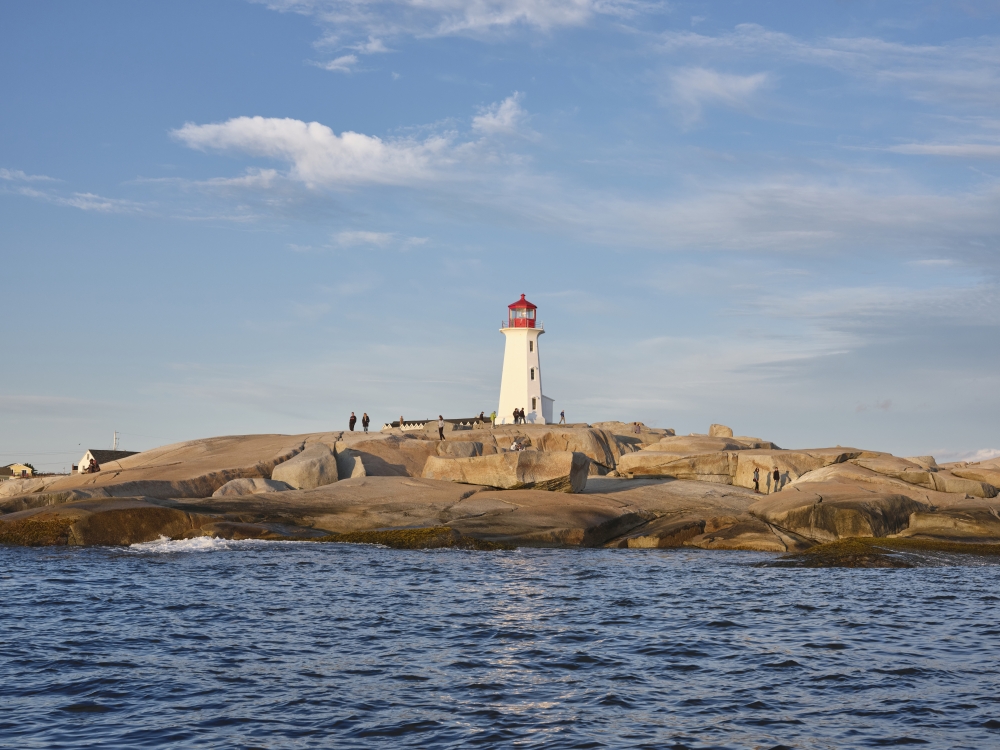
[{"xmin": 1, "ymin": 541, "xmax": 999, "ymax": 749}]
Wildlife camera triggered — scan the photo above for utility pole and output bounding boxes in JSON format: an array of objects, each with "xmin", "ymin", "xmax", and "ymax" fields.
[{"xmin": 113, "ymin": 431, "xmax": 118, "ymax": 451}]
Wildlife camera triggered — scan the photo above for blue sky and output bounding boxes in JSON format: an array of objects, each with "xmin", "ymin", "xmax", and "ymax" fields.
[{"xmin": 2, "ymin": 0, "xmax": 999, "ymax": 471}]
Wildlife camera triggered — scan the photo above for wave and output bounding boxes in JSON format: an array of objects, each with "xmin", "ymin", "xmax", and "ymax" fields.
[{"xmin": 128, "ymin": 536, "xmax": 291, "ymax": 553}]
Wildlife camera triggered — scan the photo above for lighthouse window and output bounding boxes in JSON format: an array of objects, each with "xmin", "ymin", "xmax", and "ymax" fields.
[
  {"xmin": 529, "ymin": 341, "xmax": 533, "ymax": 352},
  {"xmin": 532, "ymin": 397, "xmax": 537, "ymax": 410},
  {"xmin": 530, "ymin": 368, "xmax": 535, "ymax": 380}
]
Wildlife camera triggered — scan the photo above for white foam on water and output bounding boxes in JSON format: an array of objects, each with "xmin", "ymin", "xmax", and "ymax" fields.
[{"xmin": 128, "ymin": 536, "xmax": 290, "ymax": 554}]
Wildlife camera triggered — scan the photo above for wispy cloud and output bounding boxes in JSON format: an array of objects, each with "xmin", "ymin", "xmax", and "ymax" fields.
[
  {"xmin": 657, "ymin": 23, "xmax": 1000, "ymax": 106},
  {"xmin": 314, "ymin": 54, "xmax": 358, "ymax": 72},
  {"xmin": 11, "ymin": 185, "xmax": 142, "ymax": 213},
  {"xmin": 668, "ymin": 67, "xmax": 770, "ymax": 124},
  {"xmin": 0, "ymin": 168, "xmax": 57, "ymax": 182},
  {"xmin": 334, "ymin": 230, "xmax": 428, "ymax": 248},
  {"xmin": 260, "ymin": 0, "xmax": 613, "ymax": 38},
  {"xmin": 335, "ymin": 229, "xmax": 395, "ymax": 246},
  {"xmin": 889, "ymin": 142, "xmax": 1000, "ymax": 157},
  {"xmin": 472, "ymin": 91, "xmax": 530, "ymax": 136},
  {"xmin": 351, "ymin": 36, "xmax": 391, "ymax": 53}
]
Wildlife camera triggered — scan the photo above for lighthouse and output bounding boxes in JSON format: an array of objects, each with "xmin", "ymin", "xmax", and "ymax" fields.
[{"xmin": 497, "ymin": 294, "xmax": 554, "ymax": 424}]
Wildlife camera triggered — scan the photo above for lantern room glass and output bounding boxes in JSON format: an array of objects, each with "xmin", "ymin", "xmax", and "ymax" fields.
[{"xmin": 508, "ymin": 308, "xmax": 536, "ymax": 328}]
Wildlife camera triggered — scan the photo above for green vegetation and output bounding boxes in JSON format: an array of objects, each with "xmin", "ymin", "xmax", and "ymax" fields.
[
  {"xmin": 771, "ymin": 536, "xmax": 1000, "ymax": 568},
  {"xmin": 317, "ymin": 526, "xmax": 513, "ymax": 550},
  {"xmin": 0, "ymin": 518, "xmax": 73, "ymax": 546}
]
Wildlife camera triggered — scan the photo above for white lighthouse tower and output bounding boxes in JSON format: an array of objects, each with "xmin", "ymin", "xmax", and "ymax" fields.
[{"xmin": 497, "ymin": 294, "xmax": 554, "ymax": 425}]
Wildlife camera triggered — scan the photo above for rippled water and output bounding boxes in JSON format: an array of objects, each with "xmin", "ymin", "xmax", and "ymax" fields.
[{"xmin": 2, "ymin": 541, "xmax": 1000, "ymax": 749}]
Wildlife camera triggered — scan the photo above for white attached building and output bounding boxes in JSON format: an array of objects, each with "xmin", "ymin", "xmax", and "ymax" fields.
[{"xmin": 497, "ymin": 294, "xmax": 554, "ymax": 424}]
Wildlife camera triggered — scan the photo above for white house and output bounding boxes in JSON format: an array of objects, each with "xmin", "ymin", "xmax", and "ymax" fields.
[
  {"xmin": 77, "ymin": 449, "xmax": 138, "ymax": 474},
  {"xmin": 497, "ymin": 294, "xmax": 554, "ymax": 425}
]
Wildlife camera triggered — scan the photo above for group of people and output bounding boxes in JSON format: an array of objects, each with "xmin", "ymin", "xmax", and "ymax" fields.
[
  {"xmin": 348, "ymin": 412, "xmax": 371, "ymax": 433},
  {"xmin": 752, "ymin": 466, "xmax": 783, "ymax": 494},
  {"xmin": 512, "ymin": 408, "xmax": 528, "ymax": 424}
]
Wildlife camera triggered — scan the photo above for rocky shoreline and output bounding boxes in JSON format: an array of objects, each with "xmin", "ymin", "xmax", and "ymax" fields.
[{"xmin": 2, "ymin": 421, "xmax": 999, "ymax": 565}]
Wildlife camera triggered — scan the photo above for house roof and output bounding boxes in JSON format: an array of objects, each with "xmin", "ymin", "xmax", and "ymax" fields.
[{"xmin": 85, "ymin": 450, "xmax": 139, "ymax": 464}]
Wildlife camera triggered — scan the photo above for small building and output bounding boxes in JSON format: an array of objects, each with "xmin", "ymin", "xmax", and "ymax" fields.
[
  {"xmin": 77, "ymin": 449, "xmax": 138, "ymax": 474},
  {"xmin": 497, "ymin": 294, "xmax": 554, "ymax": 425},
  {"xmin": 5, "ymin": 463, "xmax": 34, "ymax": 478}
]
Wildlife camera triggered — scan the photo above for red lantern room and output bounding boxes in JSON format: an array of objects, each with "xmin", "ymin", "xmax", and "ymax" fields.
[{"xmin": 508, "ymin": 294, "xmax": 537, "ymax": 328}]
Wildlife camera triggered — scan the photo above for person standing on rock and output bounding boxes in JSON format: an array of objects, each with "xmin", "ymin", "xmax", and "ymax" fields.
[
  {"xmin": 361, "ymin": 413, "xmax": 370, "ymax": 433},
  {"xmin": 349, "ymin": 412, "xmax": 357, "ymax": 431},
  {"xmin": 490, "ymin": 410, "xmax": 497, "ymax": 427},
  {"xmin": 753, "ymin": 467, "xmax": 760, "ymax": 493},
  {"xmin": 438, "ymin": 415, "xmax": 445, "ymax": 440},
  {"xmin": 513, "ymin": 408, "xmax": 519, "ymax": 425},
  {"xmin": 399, "ymin": 415, "xmax": 405, "ymax": 431},
  {"xmin": 772, "ymin": 466, "xmax": 780, "ymax": 493},
  {"xmin": 559, "ymin": 410, "xmax": 566, "ymax": 424}
]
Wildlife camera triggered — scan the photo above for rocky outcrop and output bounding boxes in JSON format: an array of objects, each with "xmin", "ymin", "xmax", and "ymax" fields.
[
  {"xmin": 610, "ymin": 516, "xmax": 707, "ymax": 548},
  {"xmin": 334, "ymin": 446, "xmax": 367, "ymax": 479},
  {"xmin": 490, "ymin": 427, "xmax": 642, "ymax": 474},
  {"xmin": 709, "ymin": 424, "xmax": 734, "ymax": 438},
  {"xmin": 898, "ymin": 505, "xmax": 1000, "ymax": 541},
  {"xmin": 436, "ymin": 441, "xmax": 488, "ymax": 458},
  {"xmin": 343, "ymin": 436, "xmax": 439, "ymax": 477},
  {"xmin": 423, "ymin": 451, "xmax": 590, "ymax": 493},
  {"xmin": 4, "ymin": 433, "xmax": 318, "ymax": 501},
  {"xmin": 849, "ymin": 455, "xmax": 934, "ymax": 487},
  {"xmin": 951, "ymin": 466, "xmax": 1000, "ymax": 489},
  {"xmin": 616, "ymin": 451, "xmax": 736, "ymax": 483},
  {"xmin": 686, "ymin": 518, "xmax": 812, "ymax": 552},
  {"xmin": 733, "ymin": 449, "xmax": 862, "ymax": 491},
  {"xmin": 212, "ymin": 478, "xmax": 292, "ymax": 497},
  {"xmin": 928, "ymin": 471, "xmax": 998, "ymax": 498},
  {"xmin": 271, "ymin": 444, "xmax": 339, "ymax": 490},
  {"xmin": 0, "ymin": 498, "xmax": 217, "ymax": 546},
  {"xmin": 0, "ymin": 476, "xmax": 64, "ymax": 499},
  {"xmin": 177, "ymin": 477, "xmax": 649, "ymax": 548},
  {"xmin": 749, "ymin": 483, "xmax": 930, "ymax": 542}
]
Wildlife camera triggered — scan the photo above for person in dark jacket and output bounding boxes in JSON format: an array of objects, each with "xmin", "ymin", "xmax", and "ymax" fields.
[
  {"xmin": 361, "ymin": 413, "xmax": 370, "ymax": 433},
  {"xmin": 753, "ymin": 467, "xmax": 760, "ymax": 493},
  {"xmin": 438, "ymin": 415, "xmax": 445, "ymax": 440},
  {"xmin": 772, "ymin": 466, "xmax": 780, "ymax": 493},
  {"xmin": 349, "ymin": 412, "xmax": 357, "ymax": 431}
]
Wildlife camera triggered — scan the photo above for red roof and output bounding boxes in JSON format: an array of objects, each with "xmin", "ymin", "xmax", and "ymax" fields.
[{"xmin": 508, "ymin": 294, "xmax": 537, "ymax": 310}]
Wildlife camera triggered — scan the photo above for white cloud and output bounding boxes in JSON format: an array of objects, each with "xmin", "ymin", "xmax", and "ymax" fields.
[
  {"xmin": 889, "ymin": 143, "xmax": 1000, "ymax": 158},
  {"xmin": 658, "ymin": 23, "xmax": 1000, "ymax": 106},
  {"xmin": 333, "ymin": 230, "xmax": 428, "ymax": 248},
  {"xmin": 0, "ymin": 168, "xmax": 56, "ymax": 182},
  {"xmin": 12, "ymin": 186, "xmax": 140, "ymax": 213},
  {"xmin": 172, "ymin": 116, "xmax": 455, "ymax": 187},
  {"xmin": 335, "ymin": 230, "xmax": 395, "ymax": 246},
  {"xmin": 668, "ymin": 67, "xmax": 769, "ymax": 123},
  {"xmin": 472, "ymin": 92, "xmax": 528, "ymax": 135},
  {"xmin": 260, "ymin": 0, "xmax": 611, "ymax": 38},
  {"xmin": 352, "ymin": 36, "xmax": 391, "ymax": 53},
  {"xmin": 315, "ymin": 54, "xmax": 358, "ymax": 72},
  {"xmin": 203, "ymin": 168, "xmax": 281, "ymax": 188}
]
